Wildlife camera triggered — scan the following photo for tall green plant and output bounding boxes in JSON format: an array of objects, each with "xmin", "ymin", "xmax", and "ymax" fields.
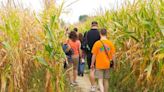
[
  {"xmin": 76, "ymin": 0, "xmax": 164, "ymax": 91},
  {"xmin": 34, "ymin": 0, "xmax": 66, "ymax": 92}
]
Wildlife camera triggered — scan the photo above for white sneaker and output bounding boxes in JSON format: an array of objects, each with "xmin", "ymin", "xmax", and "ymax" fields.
[
  {"xmin": 90, "ymin": 86, "xmax": 96, "ymax": 92},
  {"xmin": 71, "ymin": 82, "xmax": 78, "ymax": 86}
]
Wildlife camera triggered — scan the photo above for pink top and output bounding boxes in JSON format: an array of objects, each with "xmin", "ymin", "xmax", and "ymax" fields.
[{"xmin": 68, "ymin": 40, "xmax": 81, "ymax": 56}]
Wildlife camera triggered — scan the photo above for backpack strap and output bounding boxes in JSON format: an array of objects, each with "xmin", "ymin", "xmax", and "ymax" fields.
[
  {"xmin": 100, "ymin": 40, "xmax": 110, "ymax": 61},
  {"xmin": 100, "ymin": 40, "xmax": 114, "ymax": 68}
]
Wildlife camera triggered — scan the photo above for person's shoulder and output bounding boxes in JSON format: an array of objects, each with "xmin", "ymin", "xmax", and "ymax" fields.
[
  {"xmin": 89, "ymin": 29, "xmax": 98, "ymax": 34},
  {"xmin": 67, "ymin": 39, "xmax": 72, "ymax": 44},
  {"xmin": 106, "ymin": 40, "xmax": 111, "ymax": 42},
  {"xmin": 84, "ymin": 31, "xmax": 88, "ymax": 34},
  {"xmin": 106, "ymin": 40, "xmax": 112, "ymax": 43},
  {"xmin": 94, "ymin": 40, "xmax": 101, "ymax": 45},
  {"xmin": 76, "ymin": 40, "xmax": 81, "ymax": 44},
  {"xmin": 86, "ymin": 30, "xmax": 92, "ymax": 36},
  {"xmin": 107, "ymin": 40, "xmax": 114, "ymax": 46},
  {"xmin": 94, "ymin": 29, "xmax": 100, "ymax": 34},
  {"xmin": 64, "ymin": 39, "xmax": 69, "ymax": 44},
  {"xmin": 84, "ymin": 30, "xmax": 89, "ymax": 35},
  {"xmin": 86, "ymin": 29, "xmax": 91, "ymax": 32},
  {"xmin": 77, "ymin": 40, "xmax": 81, "ymax": 43}
]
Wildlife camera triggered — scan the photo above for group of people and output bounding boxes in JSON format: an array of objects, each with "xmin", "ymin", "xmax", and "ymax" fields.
[{"xmin": 62, "ymin": 21, "xmax": 115, "ymax": 92}]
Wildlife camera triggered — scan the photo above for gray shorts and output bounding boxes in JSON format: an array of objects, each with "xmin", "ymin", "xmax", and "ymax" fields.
[{"xmin": 95, "ymin": 69, "xmax": 110, "ymax": 79}]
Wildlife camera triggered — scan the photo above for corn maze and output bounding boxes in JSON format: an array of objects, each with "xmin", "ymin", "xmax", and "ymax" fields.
[{"xmin": 0, "ymin": 0, "xmax": 164, "ymax": 92}]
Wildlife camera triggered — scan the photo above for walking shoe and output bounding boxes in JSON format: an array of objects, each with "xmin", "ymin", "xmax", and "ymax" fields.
[
  {"xmin": 90, "ymin": 86, "xmax": 96, "ymax": 92},
  {"xmin": 70, "ymin": 83, "xmax": 74, "ymax": 87},
  {"xmin": 75, "ymin": 81, "xmax": 78, "ymax": 83},
  {"xmin": 74, "ymin": 81, "xmax": 78, "ymax": 84},
  {"xmin": 81, "ymin": 73, "xmax": 84, "ymax": 77},
  {"xmin": 71, "ymin": 81, "xmax": 78, "ymax": 86}
]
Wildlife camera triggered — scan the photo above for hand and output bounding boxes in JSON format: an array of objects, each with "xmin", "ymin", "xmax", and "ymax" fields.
[
  {"xmin": 79, "ymin": 55, "xmax": 82, "ymax": 59},
  {"xmin": 90, "ymin": 64, "xmax": 94, "ymax": 70},
  {"xmin": 65, "ymin": 58, "xmax": 69, "ymax": 65}
]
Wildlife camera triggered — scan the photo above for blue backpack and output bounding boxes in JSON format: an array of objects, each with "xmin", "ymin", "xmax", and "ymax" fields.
[{"xmin": 62, "ymin": 44, "xmax": 74, "ymax": 56}]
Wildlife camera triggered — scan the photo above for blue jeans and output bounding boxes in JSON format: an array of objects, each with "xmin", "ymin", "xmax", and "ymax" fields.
[{"xmin": 78, "ymin": 61, "xmax": 85, "ymax": 75}]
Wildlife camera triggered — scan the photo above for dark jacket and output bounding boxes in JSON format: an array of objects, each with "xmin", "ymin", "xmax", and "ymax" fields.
[{"xmin": 84, "ymin": 29, "xmax": 100, "ymax": 53}]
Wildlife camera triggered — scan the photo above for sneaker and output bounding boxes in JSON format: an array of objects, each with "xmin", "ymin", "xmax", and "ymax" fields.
[
  {"xmin": 90, "ymin": 86, "xmax": 96, "ymax": 92},
  {"xmin": 71, "ymin": 82, "xmax": 78, "ymax": 86},
  {"xmin": 81, "ymin": 73, "xmax": 84, "ymax": 77},
  {"xmin": 70, "ymin": 83, "xmax": 74, "ymax": 87},
  {"xmin": 97, "ymin": 87, "xmax": 100, "ymax": 91},
  {"xmin": 74, "ymin": 81, "xmax": 78, "ymax": 84}
]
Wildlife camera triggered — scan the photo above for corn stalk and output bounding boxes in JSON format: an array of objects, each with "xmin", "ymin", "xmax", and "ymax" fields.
[{"xmin": 76, "ymin": 0, "xmax": 164, "ymax": 91}]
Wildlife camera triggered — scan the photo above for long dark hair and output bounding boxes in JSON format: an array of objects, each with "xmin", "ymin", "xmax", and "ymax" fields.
[
  {"xmin": 69, "ymin": 31, "xmax": 78, "ymax": 42},
  {"xmin": 78, "ymin": 33, "xmax": 83, "ymax": 43}
]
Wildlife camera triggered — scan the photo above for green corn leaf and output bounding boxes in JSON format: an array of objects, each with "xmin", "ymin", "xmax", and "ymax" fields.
[
  {"xmin": 35, "ymin": 56, "xmax": 48, "ymax": 66},
  {"xmin": 130, "ymin": 35, "xmax": 140, "ymax": 42},
  {"xmin": 50, "ymin": 15, "xmax": 56, "ymax": 29},
  {"xmin": 113, "ymin": 21, "xmax": 123, "ymax": 28},
  {"xmin": 145, "ymin": 61, "xmax": 153, "ymax": 79},
  {"xmin": 2, "ymin": 41, "xmax": 11, "ymax": 50},
  {"xmin": 45, "ymin": 44, "xmax": 53, "ymax": 54}
]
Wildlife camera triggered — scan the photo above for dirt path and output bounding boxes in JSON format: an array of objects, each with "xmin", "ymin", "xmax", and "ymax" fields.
[
  {"xmin": 74, "ymin": 74, "xmax": 100, "ymax": 92},
  {"xmin": 76, "ymin": 75, "xmax": 91, "ymax": 92}
]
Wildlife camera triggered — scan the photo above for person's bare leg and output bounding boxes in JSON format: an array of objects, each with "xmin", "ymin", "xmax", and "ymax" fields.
[
  {"xmin": 98, "ymin": 79, "xmax": 104, "ymax": 92},
  {"xmin": 73, "ymin": 69, "xmax": 77, "ymax": 82},
  {"xmin": 103, "ymin": 79, "xmax": 109, "ymax": 92},
  {"xmin": 72, "ymin": 57, "xmax": 78, "ymax": 82},
  {"xmin": 89, "ymin": 69, "xmax": 95, "ymax": 86},
  {"xmin": 67, "ymin": 68, "xmax": 73, "ymax": 83}
]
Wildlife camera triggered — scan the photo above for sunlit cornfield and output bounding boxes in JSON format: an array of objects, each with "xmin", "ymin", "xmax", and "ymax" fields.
[
  {"xmin": 0, "ymin": 0, "xmax": 164, "ymax": 92},
  {"xmin": 77, "ymin": 0, "xmax": 164, "ymax": 91},
  {"xmin": 0, "ymin": 0, "xmax": 67, "ymax": 92}
]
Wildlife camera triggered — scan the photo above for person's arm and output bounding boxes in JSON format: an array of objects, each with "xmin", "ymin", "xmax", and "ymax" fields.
[
  {"xmin": 66, "ymin": 40, "xmax": 71, "ymax": 52},
  {"xmin": 65, "ymin": 56, "xmax": 69, "ymax": 65},
  {"xmin": 112, "ymin": 55, "xmax": 116, "ymax": 69},
  {"xmin": 91, "ymin": 54, "xmax": 96, "ymax": 70},
  {"xmin": 111, "ymin": 42, "xmax": 116, "ymax": 69},
  {"xmin": 78, "ymin": 41, "xmax": 82, "ymax": 58},
  {"xmin": 113, "ymin": 55, "xmax": 116, "ymax": 62}
]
